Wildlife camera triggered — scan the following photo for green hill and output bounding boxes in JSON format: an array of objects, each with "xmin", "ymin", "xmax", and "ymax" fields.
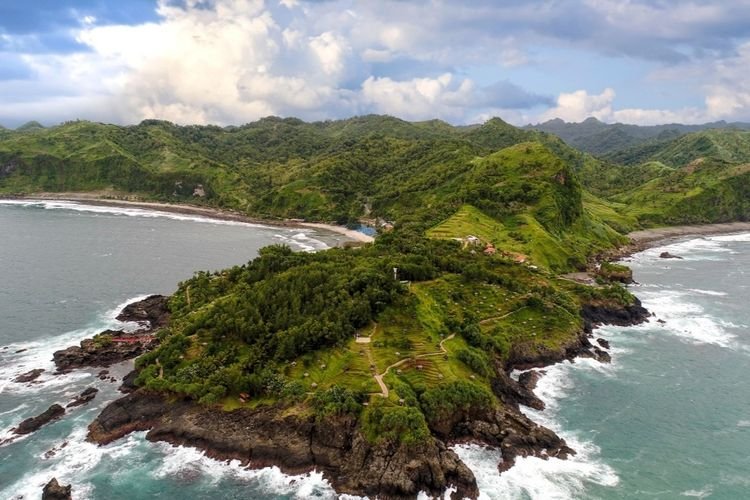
[
  {"xmin": 605, "ymin": 129, "xmax": 750, "ymax": 167},
  {"xmin": 15, "ymin": 120, "xmax": 46, "ymax": 132},
  {"xmin": 612, "ymin": 158, "xmax": 750, "ymax": 225},
  {"xmin": 528, "ymin": 117, "xmax": 750, "ymax": 156}
]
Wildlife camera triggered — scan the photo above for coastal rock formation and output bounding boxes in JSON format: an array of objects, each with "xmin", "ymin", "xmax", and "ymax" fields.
[
  {"xmin": 53, "ymin": 295, "xmax": 169, "ymax": 372},
  {"xmin": 89, "ymin": 390, "xmax": 478, "ymax": 500},
  {"xmin": 13, "ymin": 368, "xmax": 45, "ymax": 383},
  {"xmin": 659, "ymin": 251, "xmax": 683, "ymax": 259},
  {"xmin": 14, "ymin": 404, "xmax": 65, "ymax": 435},
  {"xmin": 581, "ymin": 297, "xmax": 649, "ymax": 328},
  {"xmin": 67, "ymin": 387, "xmax": 99, "ymax": 408},
  {"xmin": 116, "ymin": 295, "xmax": 170, "ymax": 329},
  {"xmin": 53, "ymin": 332, "xmax": 155, "ymax": 372},
  {"xmin": 42, "ymin": 478, "xmax": 72, "ymax": 500}
]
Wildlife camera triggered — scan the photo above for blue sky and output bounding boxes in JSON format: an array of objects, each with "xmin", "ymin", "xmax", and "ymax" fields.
[{"xmin": 2, "ymin": 0, "xmax": 750, "ymax": 127}]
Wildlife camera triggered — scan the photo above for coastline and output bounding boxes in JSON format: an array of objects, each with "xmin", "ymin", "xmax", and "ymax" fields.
[
  {"xmin": 0, "ymin": 193, "xmax": 375, "ymax": 244},
  {"xmin": 626, "ymin": 221, "xmax": 750, "ymax": 252}
]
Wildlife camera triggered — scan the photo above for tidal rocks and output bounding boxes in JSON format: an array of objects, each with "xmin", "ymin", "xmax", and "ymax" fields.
[
  {"xmin": 67, "ymin": 387, "xmax": 99, "ymax": 408},
  {"xmin": 596, "ymin": 338, "xmax": 611, "ymax": 349},
  {"xmin": 13, "ymin": 368, "xmax": 45, "ymax": 383},
  {"xmin": 581, "ymin": 297, "xmax": 650, "ymax": 328},
  {"xmin": 53, "ymin": 333, "xmax": 155, "ymax": 372},
  {"xmin": 42, "ymin": 478, "xmax": 72, "ymax": 500},
  {"xmin": 116, "ymin": 295, "xmax": 170, "ymax": 329},
  {"xmin": 659, "ymin": 251, "xmax": 683, "ymax": 259},
  {"xmin": 89, "ymin": 390, "xmax": 478, "ymax": 499},
  {"xmin": 119, "ymin": 369, "xmax": 139, "ymax": 393},
  {"xmin": 52, "ymin": 295, "xmax": 170, "ymax": 372},
  {"xmin": 14, "ymin": 404, "xmax": 65, "ymax": 435}
]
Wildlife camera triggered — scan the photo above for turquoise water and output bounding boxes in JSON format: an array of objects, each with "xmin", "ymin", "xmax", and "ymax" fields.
[
  {"xmin": 0, "ymin": 201, "xmax": 343, "ymax": 499},
  {"xmin": 2, "ymin": 200, "xmax": 749, "ymax": 499},
  {"xmin": 456, "ymin": 233, "xmax": 750, "ymax": 499}
]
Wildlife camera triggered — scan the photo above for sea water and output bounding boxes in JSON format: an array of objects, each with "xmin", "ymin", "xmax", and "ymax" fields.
[
  {"xmin": 0, "ymin": 200, "xmax": 346, "ymax": 499},
  {"xmin": 455, "ymin": 233, "xmax": 750, "ymax": 499},
  {"xmin": 2, "ymin": 201, "xmax": 749, "ymax": 499}
]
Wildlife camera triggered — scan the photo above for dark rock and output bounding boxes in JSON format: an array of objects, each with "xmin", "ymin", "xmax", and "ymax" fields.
[
  {"xmin": 596, "ymin": 338, "xmax": 610, "ymax": 349},
  {"xmin": 13, "ymin": 368, "xmax": 45, "ymax": 383},
  {"xmin": 67, "ymin": 387, "xmax": 99, "ymax": 408},
  {"xmin": 491, "ymin": 370, "xmax": 545, "ymax": 411},
  {"xmin": 53, "ymin": 333, "xmax": 155, "ymax": 372},
  {"xmin": 581, "ymin": 297, "xmax": 650, "ymax": 328},
  {"xmin": 89, "ymin": 390, "xmax": 478, "ymax": 499},
  {"xmin": 119, "ymin": 370, "xmax": 140, "ymax": 393},
  {"xmin": 116, "ymin": 295, "xmax": 170, "ymax": 329},
  {"xmin": 592, "ymin": 347, "xmax": 611, "ymax": 363},
  {"xmin": 52, "ymin": 296, "xmax": 169, "ymax": 373},
  {"xmin": 14, "ymin": 404, "xmax": 65, "ymax": 435},
  {"xmin": 42, "ymin": 478, "xmax": 72, "ymax": 500},
  {"xmin": 659, "ymin": 252, "xmax": 683, "ymax": 259},
  {"xmin": 517, "ymin": 370, "xmax": 544, "ymax": 392},
  {"xmin": 15, "ymin": 348, "xmax": 27, "ymax": 353}
]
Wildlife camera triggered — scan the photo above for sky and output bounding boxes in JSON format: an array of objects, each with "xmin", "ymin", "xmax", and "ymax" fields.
[{"xmin": 2, "ymin": 0, "xmax": 750, "ymax": 128}]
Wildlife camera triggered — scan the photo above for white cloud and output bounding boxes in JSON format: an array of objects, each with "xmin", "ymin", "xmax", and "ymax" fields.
[
  {"xmin": 538, "ymin": 87, "xmax": 708, "ymax": 125},
  {"xmin": 360, "ymin": 73, "xmax": 475, "ymax": 121},
  {"xmin": 308, "ymin": 31, "xmax": 350, "ymax": 78},
  {"xmin": 539, "ymin": 88, "xmax": 616, "ymax": 122}
]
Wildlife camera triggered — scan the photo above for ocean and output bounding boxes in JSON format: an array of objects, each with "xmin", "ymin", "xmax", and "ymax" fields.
[{"xmin": 1, "ymin": 201, "xmax": 749, "ymax": 499}]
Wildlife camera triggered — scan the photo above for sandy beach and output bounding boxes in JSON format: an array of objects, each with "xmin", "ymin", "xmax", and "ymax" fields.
[{"xmin": 0, "ymin": 193, "xmax": 375, "ymax": 244}]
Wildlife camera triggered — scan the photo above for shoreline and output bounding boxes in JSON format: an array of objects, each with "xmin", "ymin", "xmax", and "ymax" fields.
[
  {"xmin": 595, "ymin": 221, "xmax": 750, "ymax": 262},
  {"xmin": 0, "ymin": 193, "xmax": 375, "ymax": 244}
]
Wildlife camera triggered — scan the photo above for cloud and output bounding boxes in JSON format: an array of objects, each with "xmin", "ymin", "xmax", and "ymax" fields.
[
  {"xmin": 2, "ymin": 0, "xmax": 750, "ymax": 126},
  {"xmin": 538, "ymin": 88, "xmax": 707, "ymax": 125}
]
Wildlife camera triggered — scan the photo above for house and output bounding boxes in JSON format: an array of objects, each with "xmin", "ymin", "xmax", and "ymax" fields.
[
  {"xmin": 483, "ymin": 244, "xmax": 497, "ymax": 255},
  {"xmin": 465, "ymin": 235, "xmax": 481, "ymax": 246}
]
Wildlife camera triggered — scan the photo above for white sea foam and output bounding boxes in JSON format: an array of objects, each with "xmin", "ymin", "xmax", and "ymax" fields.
[
  {"xmin": 636, "ymin": 237, "xmax": 733, "ymax": 263},
  {"xmin": 0, "ymin": 426, "xmax": 143, "ymax": 500},
  {"xmin": 457, "ymin": 355, "xmax": 621, "ymax": 500},
  {"xmin": 637, "ymin": 289, "xmax": 736, "ymax": 348},
  {"xmin": 0, "ymin": 295, "xmax": 149, "ymax": 395},
  {"xmin": 681, "ymin": 485, "xmax": 714, "ymax": 498},
  {"xmin": 151, "ymin": 442, "xmax": 355, "ymax": 499},
  {"xmin": 274, "ymin": 231, "xmax": 330, "ymax": 252},
  {"xmin": 0, "ymin": 199, "xmax": 332, "ymax": 252},
  {"xmin": 686, "ymin": 288, "xmax": 728, "ymax": 297},
  {"xmin": 709, "ymin": 232, "xmax": 750, "ymax": 243}
]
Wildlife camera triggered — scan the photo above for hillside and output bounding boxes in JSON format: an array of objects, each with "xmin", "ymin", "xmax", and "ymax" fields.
[
  {"xmin": 612, "ymin": 158, "xmax": 750, "ymax": 225},
  {"xmin": 528, "ymin": 117, "xmax": 750, "ymax": 156},
  {"xmin": 604, "ymin": 129, "xmax": 750, "ymax": 167},
  {"xmin": 0, "ymin": 116, "xmax": 631, "ymax": 271}
]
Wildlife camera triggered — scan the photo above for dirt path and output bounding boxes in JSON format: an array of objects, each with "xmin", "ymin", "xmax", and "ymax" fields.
[
  {"xmin": 372, "ymin": 333, "xmax": 457, "ymax": 398},
  {"xmin": 479, "ymin": 306, "xmax": 527, "ymax": 326}
]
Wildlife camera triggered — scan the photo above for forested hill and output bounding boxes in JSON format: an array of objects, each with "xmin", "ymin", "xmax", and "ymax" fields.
[
  {"xmin": 527, "ymin": 117, "xmax": 750, "ymax": 156},
  {"xmin": 2, "ymin": 115, "xmax": 750, "ymax": 262}
]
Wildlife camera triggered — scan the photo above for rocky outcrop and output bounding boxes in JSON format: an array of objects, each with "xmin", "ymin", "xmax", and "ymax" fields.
[
  {"xmin": 52, "ymin": 295, "xmax": 169, "ymax": 372},
  {"xmin": 452, "ymin": 407, "xmax": 574, "ymax": 473},
  {"xmin": 42, "ymin": 478, "xmax": 72, "ymax": 500},
  {"xmin": 116, "ymin": 295, "xmax": 170, "ymax": 329},
  {"xmin": 659, "ymin": 252, "xmax": 683, "ymax": 259},
  {"xmin": 89, "ymin": 390, "xmax": 477, "ymax": 500},
  {"xmin": 13, "ymin": 368, "xmax": 45, "ymax": 383},
  {"xmin": 581, "ymin": 297, "xmax": 650, "ymax": 328},
  {"xmin": 67, "ymin": 387, "xmax": 99, "ymax": 408},
  {"xmin": 53, "ymin": 332, "xmax": 155, "ymax": 372},
  {"xmin": 14, "ymin": 404, "xmax": 65, "ymax": 435},
  {"xmin": 491, "ymin": 370, "xmax": 545, "ymax": 411},
  {"xmin": 119, "ymin": 369, "xmax": 139, "ymax": 393}
]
